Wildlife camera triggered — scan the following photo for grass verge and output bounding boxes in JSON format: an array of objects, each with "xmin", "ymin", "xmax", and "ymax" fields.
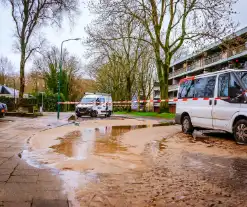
[{"xmin": 114, "ymin": 111, "xmax": 175, "ymax": 119}]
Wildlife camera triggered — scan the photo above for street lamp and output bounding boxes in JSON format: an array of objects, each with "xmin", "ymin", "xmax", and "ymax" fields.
[{"xmin": 57, "ymin": 38, "xmax": 81, "ymax": 120}]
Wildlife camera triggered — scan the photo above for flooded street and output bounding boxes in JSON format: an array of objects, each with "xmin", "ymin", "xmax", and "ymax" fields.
[{"xmin": 2, "ymin": 114, "xmax": 247, "ymax": 206}]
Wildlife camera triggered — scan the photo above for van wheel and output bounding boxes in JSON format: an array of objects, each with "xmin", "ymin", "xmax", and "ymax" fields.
[
  {"xmin": 233, "ymin": 119, "xmax": 247, "ymax": 144},
  {"xmin": 91, "ymin": 110, "xmax": 97, "ymax": 118},
  {"xmin": 106, "ymin": 111, "xmax": 111, "ymax": 117},
  {"xmin": 182, "ymin": 116, "xmax": 193, "ymax": 134},
  {"xmin": 76, "ymin": 114, "xmax": 81, "ymax": 118}
]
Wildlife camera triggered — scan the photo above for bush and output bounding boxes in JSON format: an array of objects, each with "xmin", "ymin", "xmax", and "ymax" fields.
[
  {"xmin": 0, "ymin": 96, "xmax": 37, "ymax": 112},
  {"xmin": 35, "ymin": 92, "xmax": 76, "ymax": 112}
]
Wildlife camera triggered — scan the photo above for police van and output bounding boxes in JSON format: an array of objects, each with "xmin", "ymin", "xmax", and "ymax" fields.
[
  {"xmin": 75, "ymin": 93, "xmax": 113, "ymax": 118},
  {"xmin": 175, "ymin": 69, "xmax": 247, "ymax": 144}
]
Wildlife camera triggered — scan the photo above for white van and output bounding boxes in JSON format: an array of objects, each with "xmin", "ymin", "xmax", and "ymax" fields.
[
  {"xmin": 175, "ymin": 69, "xmax": 247, "ymax": 144},
  {"xmin": 75, "ymin": 92, "xmax": 113, "ymax": 117}
]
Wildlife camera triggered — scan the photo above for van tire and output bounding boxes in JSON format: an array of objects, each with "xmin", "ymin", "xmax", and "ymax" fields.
[
  {"xmin": 91, "ymin": 110, "xmax": 98, "ymax": 118},
  {"xmin": 106, "ymin": 111, "xmax": 111, "ymax": 117},
  {"xmin": 233, "ymin": 119, "xmax": 247, "ymax": 144},
  {"xmin": 76, "ymin": 114, "xmax": 81, "ymax": 118},
  {"xmin": 182, "ymin": 116, "xmax": 193, "ymax": 134}
]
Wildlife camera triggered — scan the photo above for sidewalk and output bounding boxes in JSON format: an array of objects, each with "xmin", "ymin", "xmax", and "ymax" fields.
[{"xmin": 0, "ymin": 114, "xmax": 72, "ymax": 207}]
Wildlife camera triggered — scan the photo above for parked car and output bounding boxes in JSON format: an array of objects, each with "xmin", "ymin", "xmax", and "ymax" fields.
[
  {"xmin": 175, "ymin": 69, "xmax": 247, "ymax": 144},
  {"xmin": 0, "ymin": 102, "xmax": 7, "ymax": 118},
  {"xmin": 75, "ymin": 92, "xmax": 113, "ymax": 118}
]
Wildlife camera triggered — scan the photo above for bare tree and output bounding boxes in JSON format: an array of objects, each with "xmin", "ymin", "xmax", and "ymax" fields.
[
  {"xmin": 135, "ymin": 49, "xmax": 156, "ymax": 111},
  {"xmin": 86, "ymin": 14, "xmax": 149, "ymax": 108},
  {"xmin": 89, "ymin": 0, "xmax": 237, "ymax": 111},
  {"xmin": 2, "ymin": 0, "xmax": 79, "ymax": 101},
  {"xmin": 32, "ymin": 46, "xmax": 83, "ymax": 100},
  {"xmin": 0, "ymin": 56, "xmax": 15, "ymax": 85}
]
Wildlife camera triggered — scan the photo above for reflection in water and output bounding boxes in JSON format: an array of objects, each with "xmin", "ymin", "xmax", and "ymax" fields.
[{"xmin": 50, "ymin": 125, "xmax": 156, "ymax": 159}]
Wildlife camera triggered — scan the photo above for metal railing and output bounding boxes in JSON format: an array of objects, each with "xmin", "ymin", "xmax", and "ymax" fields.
[
  {"xmin": 169, "ymin": 44, "xmax": 247, "ymax": 78},
  {"xmin": 168, "ymin": 84, "xmax": 179, "ymax": 91}
]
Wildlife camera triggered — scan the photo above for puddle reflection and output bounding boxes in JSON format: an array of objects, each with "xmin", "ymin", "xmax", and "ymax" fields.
[{"xmin": 50, "ymin": 125, "xmax": 154, "ymax": 159}]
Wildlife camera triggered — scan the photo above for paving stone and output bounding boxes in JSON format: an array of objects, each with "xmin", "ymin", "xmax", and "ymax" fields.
[
  {"xmin": 3, "ymin": 183, "xmax": 38, "ymax": 193},
  {"xmin": 38, "ymin": 173, "xmax": 58, "ymax": 182},
  {"xmin": 32, "ymin": 199, "xmax": 68, "ymax": 207},
  {"xmin": 16, "ymin": 161, "xmax": 36, "ymax": 170},
  {"xmin": 0, "ymin": 175, "xmax": 9, "ymax": 182},
  {"xmin": 6, "ymin": 148, "xmax": 22, "ymax": 153},
  {"xmin": 0, "ymin": 159, "xmax": 8, "ymax": 165},
  {"xmin": 0, "ymin": 158, "xmax": 19, "ymax": 169},
  {"xmin": 36, "ymin": 181, "xmax": 62, "ymax": 191},
  {"xmin": 34, "ymin": 190, "xmax": 67, "ymax": 200},
  {"xmin": 2, "ymin": 201, "xmax": 31, "ymax": 207},
  {"xmin": 0, "ymin": 183, "xmax": 33, "ymax": 202},
  {"xmin": 8, "ymin": 175, "xmax": 38, "ymax": 183},
  {"xmin": 0, "ymin": 145, "xmax": 11, "ymax": 148},
  {"xmin": 12, "ymin": 169, "xmax": 39, "ymax": 176},
  {"xmin": 0, "ymin": 152, "xmax": 15, "ymax": 158},
  {"xmin": 0, "ymin": 169, "xmax": 12, "ymax": 176}
]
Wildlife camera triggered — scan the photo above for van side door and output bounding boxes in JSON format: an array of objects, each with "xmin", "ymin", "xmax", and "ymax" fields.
[
  {"xmin": 212, "ymin": 72, "xmax": 242, "ymax": 131},
  {"xmin": 190, "ymin": 76, "xmax": 216, "ymax": 129}
]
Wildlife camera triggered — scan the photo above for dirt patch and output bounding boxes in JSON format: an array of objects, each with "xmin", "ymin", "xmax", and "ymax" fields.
[{"xmin": 76, "ymin": 132, "xmax": 247, "ymax": 207}]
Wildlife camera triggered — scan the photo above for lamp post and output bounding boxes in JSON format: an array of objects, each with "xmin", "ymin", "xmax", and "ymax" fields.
[{"xmin": 57, "ymin": 38, "xmax": 81, "ymax": 120}]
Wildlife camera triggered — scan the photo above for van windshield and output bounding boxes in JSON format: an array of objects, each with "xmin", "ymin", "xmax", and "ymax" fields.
[
  {"xmin": 235, "ymin": 72, "xmax": 247, "ymax": 89},
  {"xmin": 80, "ymin": 97, "xmax": 95, "ymax": 104}
]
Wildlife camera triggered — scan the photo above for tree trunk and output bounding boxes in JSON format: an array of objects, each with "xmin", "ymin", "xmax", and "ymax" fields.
[
  {"xmin": 126, "ymin": 77, "xmax": 132, "ymax": 112},
  {"xmin": 19, "ymin": 51, "xmax": 26, "ymax": 104},
  {"xmin": 158, "ymin": 62, "xmax": 169, "ymax": 113}
]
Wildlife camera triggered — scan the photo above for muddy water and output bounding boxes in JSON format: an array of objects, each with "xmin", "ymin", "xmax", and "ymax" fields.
[{"xmin": 49, "ymin": 124, "xmax": 167, "ymax": 160}]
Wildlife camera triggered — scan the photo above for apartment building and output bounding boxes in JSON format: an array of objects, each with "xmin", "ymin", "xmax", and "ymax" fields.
[
  {"xmin": 151, "ymin": 26, "xmax": 247, "ymax": 112},
  {"xmin": 168, "ymin": 26, "xmax": 247, "ymax": 99}
]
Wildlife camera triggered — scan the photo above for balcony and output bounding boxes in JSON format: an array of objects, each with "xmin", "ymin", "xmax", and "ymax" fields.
[
  {"xmin": 169, "ymin": 44, "xmax": 247, "ymax": 79},
  {"xmin": 168, "ymin": 84, "xmax": 179, "ymax": 91},
  {"xmin": 169, "ymin": 68, "xmax": 186, "ymax": 78}
]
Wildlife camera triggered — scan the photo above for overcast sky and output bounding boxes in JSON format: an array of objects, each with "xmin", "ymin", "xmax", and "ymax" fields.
[{"xmin": 0, "ymin": 0, "xmax": 247, "ymax": 73}]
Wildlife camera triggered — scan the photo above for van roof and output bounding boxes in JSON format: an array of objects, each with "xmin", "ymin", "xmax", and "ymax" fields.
[
  {"xmin": 180, "ymin": 68, "xmax": 247, "ymax": 82},
  {"xmin": 85, "ymin": 92, "xmax": 111, "ymax": 96}
]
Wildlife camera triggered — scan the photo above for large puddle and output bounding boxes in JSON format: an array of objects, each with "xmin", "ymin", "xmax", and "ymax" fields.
[
  {"xmin": 20, "ymin": 122, "xmax": 174, "ymax": 206},
  {"xmin": 49, "ymin": 124, "xmax": 168, "ymax": 160}
]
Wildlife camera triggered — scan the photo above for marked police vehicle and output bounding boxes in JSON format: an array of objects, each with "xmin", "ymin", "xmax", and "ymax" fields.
[
  {"xmin": 75, "ymin": 93, "xmax": 112, "ymax": 118},
  {"xmin": 175, "ymin": 69, "xmax": 247, "ymax": 144}
]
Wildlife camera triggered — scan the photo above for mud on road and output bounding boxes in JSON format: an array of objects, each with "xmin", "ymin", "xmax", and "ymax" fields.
[
  {"xmin": 20, "ymin": 117, "xmax": 247, "ymax": 207},
  {"xmin": 76, "ymin": 131, "xmax": 247, "ymax": 207}
]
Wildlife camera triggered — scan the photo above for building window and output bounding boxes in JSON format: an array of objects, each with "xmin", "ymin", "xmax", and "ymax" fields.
[{"xmin": 154, "ymin": 90, "xmax": 160, "ymax": 97}]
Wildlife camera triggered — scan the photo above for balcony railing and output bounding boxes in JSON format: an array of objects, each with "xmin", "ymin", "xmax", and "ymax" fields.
[
  {"xmin": 169, "ymin": 84, "xmax": 179, "ymax": 91},
  {"xmin": 169, "ymin": 68, "xmax": 186, "ymax": 78},
  {"xmin": 169, "ymin": 44, "xmax": 247, "ymax": 79}
]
